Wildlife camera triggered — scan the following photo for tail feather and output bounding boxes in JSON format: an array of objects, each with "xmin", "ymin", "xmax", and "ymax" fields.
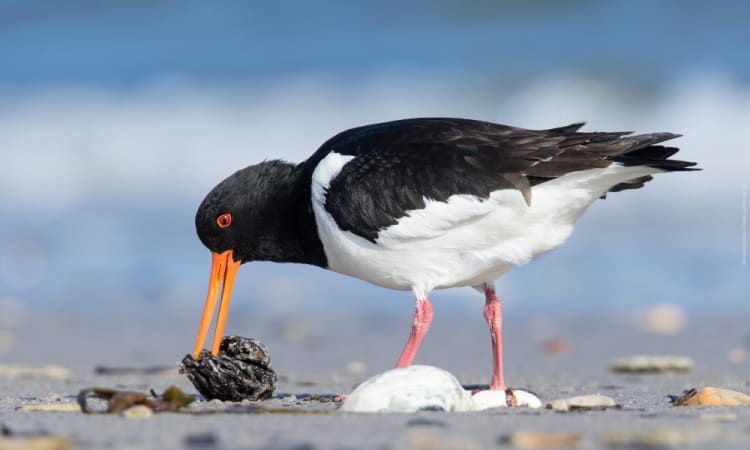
[{"xmin": 615, "ymin": 145, "xmax": 699, "ymax": 171}]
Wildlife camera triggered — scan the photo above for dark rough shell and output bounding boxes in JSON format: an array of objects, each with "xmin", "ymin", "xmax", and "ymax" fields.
[{"xmin": 179, "ymin": 336, "xmax": 277, "ymax": 401}]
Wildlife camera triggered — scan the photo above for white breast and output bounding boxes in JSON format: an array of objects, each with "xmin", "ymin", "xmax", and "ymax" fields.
[{"xmin": 311, "ymin": 152, "xmax": 660, "ymax": 292}]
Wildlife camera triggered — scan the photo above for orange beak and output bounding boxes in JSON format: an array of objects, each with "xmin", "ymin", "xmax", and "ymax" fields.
[{"xmin": 192, "ymin": 250, "xmax": 242, "ymax": 358}]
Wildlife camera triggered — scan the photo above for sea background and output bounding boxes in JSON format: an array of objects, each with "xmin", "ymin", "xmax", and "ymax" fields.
[{"xmin": 0, "ymin": 2, "xmax": 747, "ymax": 358}]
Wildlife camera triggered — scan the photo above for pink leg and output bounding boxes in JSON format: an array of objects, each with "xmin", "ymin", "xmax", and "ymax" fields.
[
  {"xmin": 395, "ymin": 291, "xmax": 434, "ymax": 368},
  {"xmin": 483, "ymin": 283, "xmax": 506, "ymax": 391}
]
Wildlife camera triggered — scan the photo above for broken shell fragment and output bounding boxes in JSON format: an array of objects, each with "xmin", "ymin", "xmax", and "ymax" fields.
[{"xmin": 179, "ymin": 336, "xmax": 277, "ymax": 402}]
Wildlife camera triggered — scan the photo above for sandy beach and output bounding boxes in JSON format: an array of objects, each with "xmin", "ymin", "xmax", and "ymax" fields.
[{"xmin": 2, "ymin": 311, "xmax": 749, "ymax": 449}]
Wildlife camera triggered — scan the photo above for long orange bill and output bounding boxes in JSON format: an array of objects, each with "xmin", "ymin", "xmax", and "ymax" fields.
[{"xmin": 192, "ymin": 250, "xmax": 241, "ymax": 358}]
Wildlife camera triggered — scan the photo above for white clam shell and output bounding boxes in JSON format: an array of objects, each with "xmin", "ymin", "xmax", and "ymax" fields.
[{"xmin": 339, "ymin": 365, "xmax": 542, "ymax": 413}]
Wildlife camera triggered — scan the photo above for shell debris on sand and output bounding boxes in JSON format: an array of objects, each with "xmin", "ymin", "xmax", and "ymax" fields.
[
  {"xmin": 180, "ymin": 335, "xmax": 277, "ymax": 402},
  {"xmin": 339, "ymin": 365, "xmax": 542, "ymax": 413},
  {"xmin": 608, "ymin": 355, "xmax": 693, "ymax": 373}
]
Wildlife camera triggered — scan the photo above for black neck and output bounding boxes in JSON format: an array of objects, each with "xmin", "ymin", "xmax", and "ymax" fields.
[{"xmin": 245, "ymin": 162, "xmax": 328, "ymax": 268}]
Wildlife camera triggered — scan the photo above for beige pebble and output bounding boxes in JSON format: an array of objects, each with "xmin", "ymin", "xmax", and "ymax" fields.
[
  {"xmin": 637, "ymin": 303, "xmax": 686, "ymax": 335},
  {"xmin": 0, "ymin": 365, "xmax": 71, "ymax": 379},
  {"xmin": 675, "ymin": 387, "xmax": 750, "ymax": 406},
  {"xmin": 609, "ymin": 355, "xmax": 693, "ymax": 373},
  {"xmin": 345, "ymin": 361, "xmax": 367, "ymax": 375},
  {"xmin": 728, "ymin": 348, "xmax": 747, "ymax": 364},
  {"xmin": 15, "ymin": 403, "xmax": 81, "ymax": 413},
  {"xmin": 0, "ymin": 436, "xmax": 72, "ymax": 450},
  {"xmin": 547, "ymin": 394, "xmax": 616, "ymax": 411},
  {"xmin": 501, "ymin": 431, "xmax": 582, "ymax": 448},
  {"xmin": 408, "ymin": 429, "xmax": 478, "ymax": 450},
  {"xmin": 599, "ymin": 428, "xmax": 717, "ymax": 447},
  {"xmin": 120, "ymin": 404, "xmax": 154, "ymax": 419},
  {"xmin": 700, "ymin": 413, "xmax": 737, "ymax": 422}
]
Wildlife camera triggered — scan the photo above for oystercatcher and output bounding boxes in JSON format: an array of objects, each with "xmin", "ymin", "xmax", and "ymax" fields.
[{"xmin": 192, "ymin": 118, "xmax": 697, "ymax": 392}]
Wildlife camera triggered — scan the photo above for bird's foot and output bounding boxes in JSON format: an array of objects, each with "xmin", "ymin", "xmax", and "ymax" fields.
[
  {"xmin": 471, "ymin": 387, "xmax": 542, "ymax": 409},
  {"xmin": 333, "ymin": 393, "xmax": 349, "ymax": 403}
]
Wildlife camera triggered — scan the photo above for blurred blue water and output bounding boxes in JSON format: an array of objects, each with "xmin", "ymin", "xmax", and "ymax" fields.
[
  {"xmin": 0, "ymin": 1, "xmax": 747, "ymax": 320},
  {"xmin": 1, "ymin": 1, "xmax": 750, "ymax": 87}
]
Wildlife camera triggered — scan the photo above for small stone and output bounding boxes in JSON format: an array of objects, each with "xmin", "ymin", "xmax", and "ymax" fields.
[
  {"xmin": 345, "ymin": 361, "xmax": 367, "ymax": 375},
  {"xmin": 499, "ymin": 431, "xmax": 581, "ymax": 448},
  {"xmin": 700, "ymin": 413, "xmax": 737, "ymax": 422},
  {"xmin": 547, "ymin": 394, "xmax": 617, "ymax": 411},
  {"xmin": 180, "ymin": 336, "xmax": 277, "ymax": 402},
  {"xmin": 0, "ymin": 436, "xmax": 72, "ymax": 450},
  {"xmin": 608, "ymin": 355, "xmax": 693, "ymax": 373},
  {"xmin": 120, "ymin": 404, "xmax": 154, "ymax": 419},
  {"xmin": 183, "ymin": 432, "xmax": 219, "ymax": 448},
  {"xmin": 408, "ymin": 430, "xmax": 478, "ymax": 450},
  {"xmin": 673, "ymin": 387, "xmax": 750, "ymax": 406},
  {"xmin": 15, "ymin": 403, "xmax": 81, "ymax": 412},
  {"xmin": 598, "ymin": 428, "xmax": 717, "ymax": 447},
  {"xmin": 728, "ymin": 348, "xmax": 747, "ymax": 364},
  {"xmin": 541, "ymin": 339, "xmax": 570, "ymax": 355},
  {"xmin": 0, "ymin": 365, "xmax": 71, "ymax": 379},
  {"xmin": 636, "ymin": 303, "xmax": 686, "ymax": 335}
]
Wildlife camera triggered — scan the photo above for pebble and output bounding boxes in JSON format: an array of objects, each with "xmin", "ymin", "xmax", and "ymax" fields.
[
  {"xmin": 0, "ymin": 436, "xmax": 72, "ymax": 450},
  {"xmin": 546, "ymin": 394, "xmax": 616, "ymax": 411},
  {"xmin": 636, "ymin": 303, "xmax": 686, "ymax": 335},
  {"xmin": 541, "ymin": 339, "xmax": 570, "ymax": 355},
  {"xmin": 408, "ymin": 430, "xmax": 478, "ymax": 450},
  {"xmin": 345, "ymin": 361, "xmax": 367, "ymax": 375},
  {"xmin": 700, "ymin": 413, "xmax": 737, "ymax": 422},
  {"xmin": 15, "ymin": 403, "xmax": 81, "ymax": 412},
  {"xmin": 598, "ymin": 428, "xmax": 717, "ymax": 447},
  {"xmin": 608, "ymin": 355, "xmax": 693, "ymax": 373},
  {"xmin": 728, "ymin": 347, "xmax": 747, "ymax": 364},
  {"xmin": 673, "ymin": 387, "xmax": 750, "ymax": 406},
  {"xmin": 499, "ymin": 431, "xmax": 582, "ymax": 448},
  {"xmin": 120, "ymin": 404, "xmax": 154, "ymax": 419},
  {"xmin": 0, "ymin": 365, "xmax": 71, "ymax": 379}
]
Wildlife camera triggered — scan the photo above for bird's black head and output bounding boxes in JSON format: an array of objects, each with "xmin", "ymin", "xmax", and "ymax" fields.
[{"xmin": 195, "ymin": 160, "xmax": 300, "ymax": 264}]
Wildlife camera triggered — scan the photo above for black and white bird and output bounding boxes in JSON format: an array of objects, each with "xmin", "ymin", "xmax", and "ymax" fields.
[{"xmin": 192, "ymin": 118, "xmax": 697, "ymax": 394}]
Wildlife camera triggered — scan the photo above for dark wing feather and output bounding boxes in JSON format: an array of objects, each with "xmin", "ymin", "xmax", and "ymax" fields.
[{"xmin": 304, "ymin": 118, "xmax": 694, "ymax": 242}]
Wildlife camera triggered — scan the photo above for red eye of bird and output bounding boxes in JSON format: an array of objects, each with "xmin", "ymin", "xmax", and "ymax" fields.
[{"xmin": 216, "ymin": 213, "xmax": 232, "ymax": 228}]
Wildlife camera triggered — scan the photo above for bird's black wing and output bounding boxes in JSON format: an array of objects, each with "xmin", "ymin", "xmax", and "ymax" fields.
[{"xmin": 305, "ymin": 118, "xmax": 692, "ymax": 242}]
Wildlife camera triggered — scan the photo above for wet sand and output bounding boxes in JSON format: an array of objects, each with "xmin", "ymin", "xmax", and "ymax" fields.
[{"xmin": 1, "ymin": 312, "xmax": 749, "ymax": 449}]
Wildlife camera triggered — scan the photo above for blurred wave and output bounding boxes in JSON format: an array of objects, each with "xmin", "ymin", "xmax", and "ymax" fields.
[{"xmin": 0, "ymin": 74, "xmax": 747, "ymax": 320}]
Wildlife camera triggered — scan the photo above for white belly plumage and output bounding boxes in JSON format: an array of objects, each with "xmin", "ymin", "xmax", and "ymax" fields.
[{"xmin": 311, "ymin": 152, "xmax": 659, "ymax": 292}]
